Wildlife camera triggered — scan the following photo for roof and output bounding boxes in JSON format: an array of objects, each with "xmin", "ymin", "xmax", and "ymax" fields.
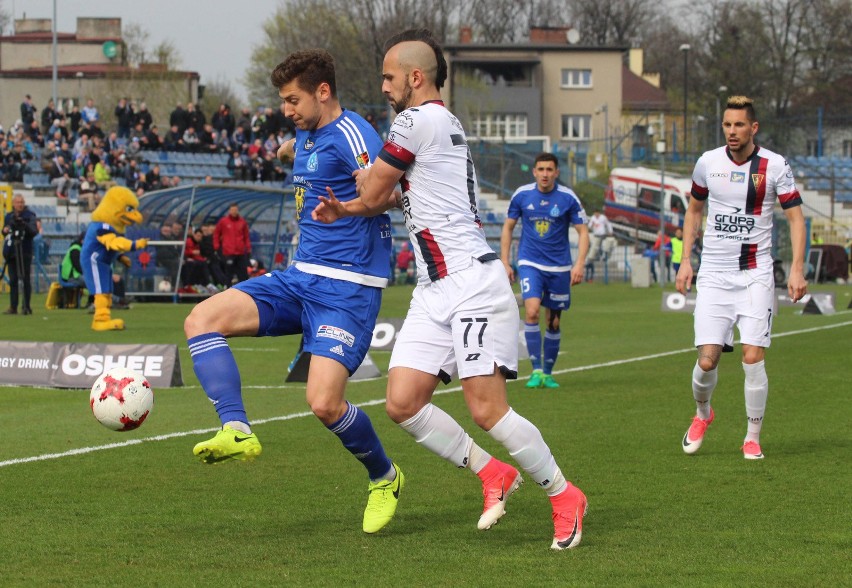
[
  {"xmin": 0, "ymin": 32, "xmax": 121, "ymax": 43},
  {"xmin": 622, "ymin": 65, "xmax": 669, "ymax": 111},
  {"xmin": 137, "ymin": 184, "xmax": 289, "ymax": 230},
  {"xmin": 0, "ymin": 63, "xmax": 199, "ymax": 79},
  {"xmin": 445, "ymin": 43, "xmax": 626, "ymax": 53}
]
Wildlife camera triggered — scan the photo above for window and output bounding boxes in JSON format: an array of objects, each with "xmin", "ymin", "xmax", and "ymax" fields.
[
  {"xmin": 843, "ymin": 140, "xmax": 852, "ymax": 158},
  {"xmin": 805, "ymin": 139, "xmax": 819, "ymax": 157},
  {"xmin": 470, "ymin": 113, "xmax": 528, "ymax": 138},
  {"xmin": 561, "ymin": 115, "xmax": 592, "ymax": 140},
  {"xmin": 561, "ymin": 69, "xmax": 593, "ymax": 88}
]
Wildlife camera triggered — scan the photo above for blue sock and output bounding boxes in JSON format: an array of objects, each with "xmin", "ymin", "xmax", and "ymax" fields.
[
  {"xmin": 543, "ymin": 329, "xmax": 561, "ymax": 375},
  {"xmin": 188, "ymin": 333, "xmax": 248, "ymax": 426},
  {"xmin": 524, "ymin": 321, "xmax": 542, "ymax": 371},
  {"xmin": 328, "ymin": 402, "xmax": 392, "ymax": 481}
]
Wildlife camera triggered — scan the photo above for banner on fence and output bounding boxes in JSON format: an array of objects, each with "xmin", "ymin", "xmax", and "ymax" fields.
[{"xmin": 0, "ymin": 341, "xmax": 183, "ymax": 389}]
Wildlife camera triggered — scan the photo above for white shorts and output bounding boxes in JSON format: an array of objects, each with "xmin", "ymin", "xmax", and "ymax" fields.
[
  {"xmin": 694, "ymin": 268, "xmax": 775, "ymax": 349},
  {"xmin": 389, "ymin": 258, "xmax": 520, "ymax": 381}
]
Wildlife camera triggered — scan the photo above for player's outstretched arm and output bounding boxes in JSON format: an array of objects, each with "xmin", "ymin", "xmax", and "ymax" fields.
[
  {"xmin": 277, "ymin": 139, "xmax": 296, "ymax": 163},
  {"xmin": 784, "ymin": 205, "xmax": 808, "ymax": 302},
  {"xmin": 499, "ymin": 217, "xmax": 517, "ymax": 282},
  {"xmin": 571, "ymin": 223, "xmax": 590, "ymax": 285},
  {"xmin": 313, "ymin": 159, "xmax": 404, "ymax": 222},
  {"xmin": 676, "ymin": 198, "xmax": 704, "ymax": 295}
]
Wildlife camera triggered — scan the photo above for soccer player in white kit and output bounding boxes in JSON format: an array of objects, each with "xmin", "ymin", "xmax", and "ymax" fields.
[
  {"xmin": 314, "ymin": 29, "xmax": 587, "ymax": 550},
  {"xmin": 675, "ymin": 96, "xmax": 808, "ymax": 460}
]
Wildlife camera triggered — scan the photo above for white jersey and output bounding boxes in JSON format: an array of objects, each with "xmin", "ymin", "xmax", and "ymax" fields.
[
  {"xmin": 378, "ymin": 101, "xmax": 495, "ymax": 285},
  {"xmin": 691, "ymin": 145, "xmax": 801, "ymax": 272}
]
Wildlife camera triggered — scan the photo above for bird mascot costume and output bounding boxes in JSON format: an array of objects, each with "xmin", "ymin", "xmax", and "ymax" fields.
[{"xmin": 82, "ymin": 186, "xmax": 148, "ymax": 331}]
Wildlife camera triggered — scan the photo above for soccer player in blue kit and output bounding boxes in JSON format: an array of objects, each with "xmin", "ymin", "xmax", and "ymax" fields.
[
  {"xmin": 184, "ymin": 49, "xmax": 404, "ymax": 534},
  {"xmin": 500, "ymin": 153, "xmax": 589, "ymax": 388}
]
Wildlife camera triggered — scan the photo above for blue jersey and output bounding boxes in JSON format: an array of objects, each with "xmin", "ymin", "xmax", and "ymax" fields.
[
  {"xmin": 291, "ymin": 109, "xmax": 392, "ymax": 286},
  {"xmin": 507, "ymin": 183, "xmax": 587, "ymax": 270}
]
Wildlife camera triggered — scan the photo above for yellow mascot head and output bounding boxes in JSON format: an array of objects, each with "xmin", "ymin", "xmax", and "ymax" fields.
[{"xmin": 91, "ymin": 186, "xmax": 143, "ymax": 234}]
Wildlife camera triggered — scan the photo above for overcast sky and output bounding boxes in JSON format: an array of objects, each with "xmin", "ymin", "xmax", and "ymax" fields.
[{"xmin": 12, "ymin": 0, "xmax": 283, "ymax": 102}]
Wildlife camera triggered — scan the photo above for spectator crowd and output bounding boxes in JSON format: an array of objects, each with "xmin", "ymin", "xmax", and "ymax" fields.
[{"xmin": 1, "ymin": 94, "xmax": 307, "ymax": 202}]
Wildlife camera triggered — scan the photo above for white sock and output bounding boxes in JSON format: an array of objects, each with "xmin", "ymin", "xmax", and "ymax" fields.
[
  {"xmin": 487, "ymin": 408, "xmax": 567, "ymax": 496},
  {"xmin": 225, "ymin": 420, "xmax": 251, "ymax": 434},
  {"xmin": 743, "ymin": 361, "xmax": 768, "ymax": 444},
  {"xmin": 692, "ymin": 362, "xmax": 717, "ymax": 420},
  {"xmin": 399, "ymin": 403, "xmax": 480, "ymax": 468}
]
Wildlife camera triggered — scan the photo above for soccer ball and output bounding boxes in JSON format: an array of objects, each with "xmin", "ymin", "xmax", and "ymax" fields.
[{"xmin": 90, "ymin": 367, "xmax": 154, "ymax": 431}]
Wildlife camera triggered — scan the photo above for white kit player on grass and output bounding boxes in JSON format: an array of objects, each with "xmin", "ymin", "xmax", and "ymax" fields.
[
  {"xmin": 675, "ymin": 95, "xmax": 808, "ymax": 460},
  {"xmin": 313, "ymin": 28, "xmax": 587, "ymax": 550}
]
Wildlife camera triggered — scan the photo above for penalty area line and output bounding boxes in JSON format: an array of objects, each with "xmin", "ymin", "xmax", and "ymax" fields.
[{"xmin": 2, "ymin": 320, "xmax": 849, "ymax": 469}]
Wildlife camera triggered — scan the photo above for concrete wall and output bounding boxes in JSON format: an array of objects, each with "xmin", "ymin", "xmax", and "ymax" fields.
[
  {"xmin": 1, "ymin": 40, "xmax": 113, "ymax": 70},
  {"xmin": 1, "ymin": 76, "xmax": 198, "ymax": 131}
]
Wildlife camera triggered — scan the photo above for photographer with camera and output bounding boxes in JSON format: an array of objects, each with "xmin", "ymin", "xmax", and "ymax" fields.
[{"xmin": 2, "ymin": 194, "xmax": 40, "ymax": 315}]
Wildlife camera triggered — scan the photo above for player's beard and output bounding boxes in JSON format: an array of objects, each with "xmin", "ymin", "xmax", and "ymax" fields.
[{"xmin": 389, "ymin": 80, "xmax": 414, "ymax": 114}]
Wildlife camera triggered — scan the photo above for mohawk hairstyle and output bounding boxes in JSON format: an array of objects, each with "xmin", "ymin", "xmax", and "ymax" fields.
[{"xmin": 383, "ymin": 28, "xmax": 448, "ymax": 89}]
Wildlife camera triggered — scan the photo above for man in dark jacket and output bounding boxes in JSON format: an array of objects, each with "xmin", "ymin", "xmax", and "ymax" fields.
[{"xmin": 2, "ymin": 194, "xmax": 40, "ymax": 314}]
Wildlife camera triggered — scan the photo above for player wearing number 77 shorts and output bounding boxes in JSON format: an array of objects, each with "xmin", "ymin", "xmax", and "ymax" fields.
[{"xmin": 313, "ymin": 29, "xmax": 587, "ymax": 550}]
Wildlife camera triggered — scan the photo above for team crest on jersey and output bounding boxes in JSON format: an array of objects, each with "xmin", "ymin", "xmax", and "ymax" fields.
[
  {"xmin": 355, "ymin": 151, "xmax": 370, "ymax": 169},
  {"xmin": 752, "ymin": 174, "xmax": 765, "ymax": 189},
  {"xmin": 307, "ymin": 152, "xmax": 319, "ymax": 172},
  {"xmin": 304, "ymin": 138, "xmax": 315, "ymax": 150},
  {"xmin": 294, "ymin": 186, "xmax": 305, "ymax": 218},
  {"xmin": 550, "ymin": 204, "xmax": 561, "ymax": 217},
  {"xmin": 317, "ymin": 325, "xmax": 355, "ymax": 347},
  {"xmin": 535, "ymin": 219, "xmax": 550, "ymax": 237},
  {"xmin": 730, "ymin": 172, "xmax": 746, "ymax": 183}
]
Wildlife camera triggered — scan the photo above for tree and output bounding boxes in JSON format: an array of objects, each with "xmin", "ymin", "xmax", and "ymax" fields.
[
  {"xmin": 245, "ymin": 2, "xmax": 374, "ymax": 109},
  {"xmin": 122, "ymin": 22, "xmax": 150, "ymax": 67},
  {"xmin": 200, "ymin": 77, "xmax": 242, "ymax": 118},
  {"xmin": 568, "ymin": 0, "xmax": 660, "ymax": 46},
  {"xmin": 0, "ymin": 0, "xmax": 11, "ymax": 36}
]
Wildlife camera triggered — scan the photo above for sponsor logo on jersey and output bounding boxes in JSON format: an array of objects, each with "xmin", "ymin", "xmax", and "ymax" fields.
[
  {"xmin": 751, "ymin": 173, "xmax": 764, "ymax": 189},
  {"xmin": 730, "ymin": 171, "xmax": 746, "ymax": 183},
  {"xmin": 550, "ymin": 204, "xmax": 561, "ymax": 217},
  {"xmin": 329, "ymin": 344, "xmax": 345, "ymax": 357},
  {"xmin": 709, "ymin": 172, "xmax": 728, "ymax": 178},
  {"xmin": 307, "ymin": 152, "xmax": 319, "ymax": 172},
  {"xmin": 304, "ymin": 138, "xmax": 314, "ymax": 150},
  {"xmin": 535, "ymin": 219, "xmax": 550, "ymax": 237},
  {"xmin": 355, "ymin": 151, "xmax": 370, "ymax": 169},
  {"xmin": 713, "ymin": 213, "xmax": 755, "ymax": 235},
  {"xmin": 317, "ymin": 325, "xmax": 355, "ymax": 347},
  {"xmin": 526, "ymin": 203, "xmax": 535, "ymax": 210},
  {"xmin": 395, "ymin": 111, "xmax": 414, "ymax": 129},
  {"xmin": 540, "ymin": 199, "xmax": 549, "ymax": 206}
]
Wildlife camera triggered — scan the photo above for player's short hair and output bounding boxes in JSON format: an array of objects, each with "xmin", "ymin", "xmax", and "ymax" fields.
[
  {"xmin": 534, "ymin": 152, "xmax": 559, "ymax": 168},
  {"xmin": 726, "ymin": 95, "xmax": 757, "ymax": 122},
  {"xmin": 383, "ymin": 29, "xmax": 448, "ymax": 89},
  {"xmin": 270, "ymin": 49, "xmax": 337, "ymax": 97}
]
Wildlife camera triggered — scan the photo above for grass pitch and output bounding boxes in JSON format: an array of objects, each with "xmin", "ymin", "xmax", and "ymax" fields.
[{"xmin": 0, "ymin": 283, "xmax": 850, "ymax": 586}]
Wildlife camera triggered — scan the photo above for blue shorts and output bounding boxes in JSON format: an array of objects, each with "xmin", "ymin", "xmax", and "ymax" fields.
[
  {"xmin": 517, "ymin": 265, "xmax": 572, "ymax": 310},
  {"xmin": 234, "ymin": 266, "xmax": 382, "ymax": 375}
]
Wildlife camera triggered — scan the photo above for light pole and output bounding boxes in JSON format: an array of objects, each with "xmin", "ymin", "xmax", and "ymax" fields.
[
  {"xmin": 76, "ymin": 72, "xmax": 84, "ymax": 110},
  {"xmin": 596, "ymin": 103, "xmax": 609, "ymax": 163},
  {"xmin": 679, "ymin": 44, "xmax": 690, "ymax": 160},
  {"xmin": 656, "ymin": 112, "xmax": 667, "ymax": 287},
  {"xmin": 715, "ymin": 85, "xmax": 728, "ymax": 146}
]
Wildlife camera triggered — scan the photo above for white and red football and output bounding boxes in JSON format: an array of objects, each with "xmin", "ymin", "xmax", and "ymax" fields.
[{"xmin": 89, "ymin": 367, "xmax": 154, "ymax": 431}]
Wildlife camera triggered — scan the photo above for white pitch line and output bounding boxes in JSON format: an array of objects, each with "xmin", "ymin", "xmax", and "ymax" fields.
[{"xmin": 1, "ymin": 320, "xmax": 849, "ymax": 469}]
